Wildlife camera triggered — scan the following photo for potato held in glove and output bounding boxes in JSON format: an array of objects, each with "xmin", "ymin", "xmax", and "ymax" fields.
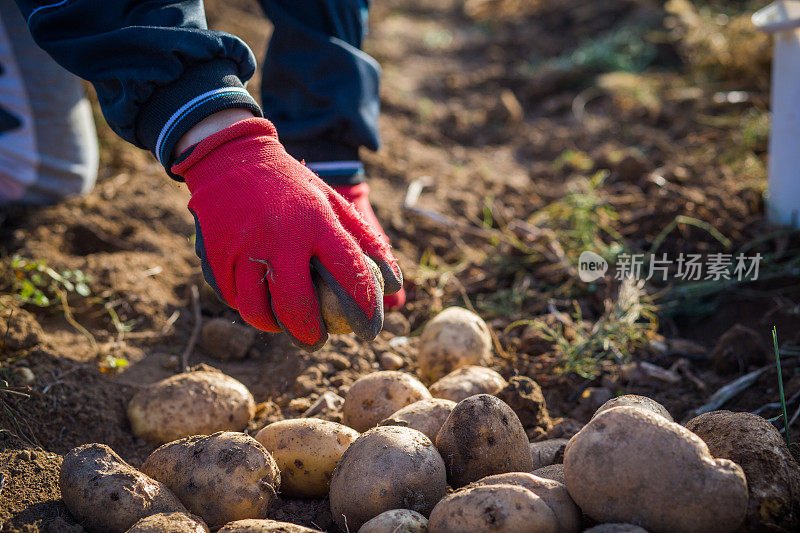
[
  {"xmin": 141, "ymin": 432, "xmax": 280, "ymax": 529},
  {"xmin": 314, "ymin": 255, "xmax": 384, "ymax": 334}
]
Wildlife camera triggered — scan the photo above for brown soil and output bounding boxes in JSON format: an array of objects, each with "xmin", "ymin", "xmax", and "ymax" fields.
[{"xmin": 2, "ymin": 0, "xmax": 799, "ymax": 531}]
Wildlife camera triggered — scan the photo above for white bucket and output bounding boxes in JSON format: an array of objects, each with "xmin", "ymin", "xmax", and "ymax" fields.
[{"xmin": 753, "ymin": 1, "xmax": 800, "ymax": 227}]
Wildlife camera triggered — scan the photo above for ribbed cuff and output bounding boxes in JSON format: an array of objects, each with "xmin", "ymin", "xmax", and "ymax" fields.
[
  {"xmin": 136, "ymin": 58, "xmax": 263, "ymax": 179},
  {"xmin": 306, "ymin": 161, "xmax": 366, "ymax": 186}
]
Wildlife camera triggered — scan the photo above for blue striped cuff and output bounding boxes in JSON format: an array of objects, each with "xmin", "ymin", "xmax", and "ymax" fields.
[{"xmin": 136, "ymin": 59, "xmax": 262, "ymax": 179}]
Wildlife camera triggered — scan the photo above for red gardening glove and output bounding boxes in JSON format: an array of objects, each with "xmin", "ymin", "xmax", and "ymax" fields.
[{"xmin": 172, "ymin": 118, "xmax": 403, "ymax": 351}]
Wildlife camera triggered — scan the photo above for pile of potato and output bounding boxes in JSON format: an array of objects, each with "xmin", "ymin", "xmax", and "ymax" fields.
[{"xmin": 57, "ymin": 307, "xmax": 797, "ymax": 532}]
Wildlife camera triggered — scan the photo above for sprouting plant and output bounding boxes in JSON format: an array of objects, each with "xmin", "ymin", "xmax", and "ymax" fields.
[
  {"xmin": 529, "ymin": 170, "xmax": 626, "ymax": 265},
  {"xmin": 9, "ymin": 254, "xmax": 91, "ymax": 306},
  {"xmin": 505, "ymin": 278, "xmax": 657, "ymax": 378}
]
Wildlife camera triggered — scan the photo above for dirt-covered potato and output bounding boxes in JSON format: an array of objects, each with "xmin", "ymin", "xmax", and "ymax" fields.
[
  {"xmin": 378, "ymin": 398, "xmax": 456, "ymax": 441},
  {"xmin": 533, "ymin": 464, "xmax": 565, "ymax": 485},
  {"xmin": 564, "ymin": 406, "xmax": 747, "ymax": 533},
  {"xmin": 126, "ymin": 512, "xmax": 209, "ymax": 533},
  {"xmin": 436, "ymin": 394, "xmax": 533, "ymax": 487},
  {"xmin": 428, "ymin": 484, "xmax": 558, "ymax": 533},
  {"xmin": 314, "ymin": 256, "xmax": 384, "ymax": 334},
  {"xmin": 59, "ymin": 443, "xmax": 186, "ymax": 533},
  {"xmin": 470, "ymin": 472, "xmax": 581, "ymax": 533},
  {"xmin": 217, "ymin": 519, "xmax": 322, "ymax": 532},
  {"xmin": 254, "ymin": 418, "xmax": 358, "ymax": 497},
  {"xmin": 342, "ymin": 371, "xmax": 431, "ymax": 432},
  {"xmin": 529, "ymin": 439, "xmax": 568, "ymax": 470},
  {"xmin": 359, "ymin": 509, "xmax": 428, "ymax": 533},
  {"xmin": 429, "ymin": 366, "xmax": 507, "ymax": 403},
  {"xmin": 417, "ymin": 307, "xmax": 492, "ymax": 382},
  {"xmin": 329, "ymin": 426, "xmax": 446, "ymax": 531},
  {"xmin": 127, "ymin": 370, "xmax": 255, "ymax": 444},
  {"xmin": 593, "ymin": 394, "xmax": 672, "ymax": 422},
  {"xmin": 141, "ymin": 432, "xmax": 280, "ymax": 529},
  {"xmin": 685, "ymin": 410, "xmax": 800, "ymax": 532}
]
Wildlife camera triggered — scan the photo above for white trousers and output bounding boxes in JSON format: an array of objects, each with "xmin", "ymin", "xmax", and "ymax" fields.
[{"xmin": 0, "ymin": 1, "xmax": 98, "ymax": 206}]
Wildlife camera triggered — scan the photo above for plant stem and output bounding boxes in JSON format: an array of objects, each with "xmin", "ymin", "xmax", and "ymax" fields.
[{"xmin": 773, "ymin": 326, "xmax": 791, "ymax": 448}]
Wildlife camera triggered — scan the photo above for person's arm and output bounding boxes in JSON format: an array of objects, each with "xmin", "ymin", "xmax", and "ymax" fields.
[
  {"xmin": 15, "ymin": 0, "xmax": 262, "ymax": 172},
  {"xmin": 14, "ymin": 1, "xmax": 403, "ymax": 350}
]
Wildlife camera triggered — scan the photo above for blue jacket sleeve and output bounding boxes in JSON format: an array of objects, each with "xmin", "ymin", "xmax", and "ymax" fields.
[{"xmin": 14, "ymin": 0, "xmax": 263, "ymax": 173}]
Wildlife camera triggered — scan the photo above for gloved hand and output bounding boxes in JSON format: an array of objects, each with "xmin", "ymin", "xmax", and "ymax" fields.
[{"xmin": 172, "ymin": 118, "xmax": 403, "ymax": 351}]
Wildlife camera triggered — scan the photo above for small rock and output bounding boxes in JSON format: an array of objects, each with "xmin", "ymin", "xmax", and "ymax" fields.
[
  {"xmin": 288, "ymin": 397, "xmax": 312, "ymax": 412},
  {"xmin": 620, "ymin": 361, "xmax": 680, "ymax": 385},
  {"xmin": 200, "ymin": 319, "xmax": 256, "ymax": 360},
  {"xmin": 293, "ymin": 375, "xmax": 317, "ymax": 396},
  {"xmin": 325, "ymin": 353, "xmax": 351, "ymax": 370},
  {"xmin": 0, "ymin": 308, "xmax": 43, "ymax": 351},
  {"xmin": 379, "ymin": 352, "xmax": 404, "ymax": 370},
  {"xmin": 16, "ymin": 367, "xmax": 35, "ymax": 385},
  {"xmin": 529, "ymin": 439, "xmax": 569, "ymax": 470},
  {"xmin": 301, "ymin": 391, "xmax": 344, "ymax": 421},
  {"xmin": 497, "ymin": 376, "xmax": 553, "ymax": 437},
  {"xmin": 383, "ymin": 312, "xmax": 411, "ymax": 336},
  {"xmin": 710, "ymin": 324, "xmax": 769, "ymax": 374},
  {"xmin": 685, "ymin": 410, "xmax": 800, "ymax": 531},
  {"xmin": 329, "ymin": 375, "xmax": 347, "ymax": 387}
]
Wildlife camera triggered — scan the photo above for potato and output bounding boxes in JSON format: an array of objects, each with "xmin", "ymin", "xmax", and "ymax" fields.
[
  {"xmin": 342, "ymin": 371, "xmax": 431, "ymax": 432},
  {"xmin": 496, "ymin": 376, "xmax": 553, "ymax": 439},
  {"xmin": 126, "ymin": 512, "xmax": 209, "ymax": 533},
  {"xmin": 127, "ymin": 370, "xmax": 255, "ymax": 444},
  {"xmin": 564, "ymin": 406, "xmax": 747, "ymax": 533},
  {"xmin": 217, "ymin": 519, "xmax": 322, "ymax": 532},
  {"xmin": 314, "ymin": 256, "xmax": 383, "ymax": 334},
  {"xmin": 141, "ymin": 432, "xmax": 280, "ymax": 529},
  {"xmin": 685, "ymin": 410, "xmax": 800, "ymax": 531},
  {"xmin": 200, "ymin": 319, "xmax": 256, "ymax": 360},
  {"xmin": 429, "ymin": 366, "xmax": 507, "ymax": 403},
  {"xmin": 428, "ymin": 484, "xmax": 558, "ymax": 533},
  {"xmin": 253, "ymin": 418, "xmax": 358, "ymax": 497},
  {"xmin": 593, "ymin": 394, "xmax": 672, "ymax": 422},
  {"xmin": 359, "ymin": 509, "xmax": 428, "ymax": 533},
  {"xmin": 59, "ymin": 443, "xmax": 186, "ymax": 533},
  {"xmin": 417, "ymin": 307, "xmax": 492, "ymax": 382},
  {"xmin": 436, "ymin": 394, "xmax": 533, "ymax": 487},
  {"xmin": 329, "ymin": 426, "xmax": 446, "ymax": 531},
  {"xmin": 532, "ymin": 464, "xmax": 565, "ymax": 485},
  {"xmin": 470, "ymin": 472, "xmax": 581, "ymax": 533},
  {"xmin": 529, "ymin": 439, "xmax": 568, "ymax": 470},
  {"xmin": 378, "ymin": 398, "xmax": 456, "ymax": 441}
]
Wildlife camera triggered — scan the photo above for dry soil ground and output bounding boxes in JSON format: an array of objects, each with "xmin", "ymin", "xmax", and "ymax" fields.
[{"xmin": 2, "ymin": 0, "xmax": 800, "ymax": 531}]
